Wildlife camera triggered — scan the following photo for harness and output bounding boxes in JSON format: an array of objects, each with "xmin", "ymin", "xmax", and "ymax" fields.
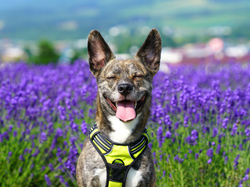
[{"xmin": 89, "ymin": 125, "xmax": 149, "ymax": 187}]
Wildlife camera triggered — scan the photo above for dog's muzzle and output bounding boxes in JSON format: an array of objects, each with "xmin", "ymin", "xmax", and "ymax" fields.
[{"xmin": 118, "ymin": 84, "xmax": 133, "ymax": 96}]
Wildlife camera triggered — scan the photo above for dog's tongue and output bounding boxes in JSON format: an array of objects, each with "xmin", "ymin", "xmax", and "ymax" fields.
[{"xmin": 116, "ymin": 100, "xmax": 136, "ymax": 122}]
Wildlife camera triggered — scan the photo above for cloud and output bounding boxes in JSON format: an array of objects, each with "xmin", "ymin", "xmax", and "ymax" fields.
[{"xmin": 58, "ymin": 20, "xmax": 78, "ymax": 31}]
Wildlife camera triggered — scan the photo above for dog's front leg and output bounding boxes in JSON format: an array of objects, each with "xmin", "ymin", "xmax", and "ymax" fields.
[
  {"xmin": 88, "ymin": 176, "xmax": 102, "ymax": 187},
  {"xmin": 135, "ymin": 180, "xmax": 156, "ymax": 187}
]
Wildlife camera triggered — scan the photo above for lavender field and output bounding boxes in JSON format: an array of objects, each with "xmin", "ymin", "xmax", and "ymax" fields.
[{"xmin": 0, "ymin": 60, "xmax": 250, "ymax": 187}]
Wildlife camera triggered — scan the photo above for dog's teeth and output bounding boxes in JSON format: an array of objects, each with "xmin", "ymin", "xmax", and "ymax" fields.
[{"xmin": 134, "ymin": 102, "xmax": 137, "ymax": 109}]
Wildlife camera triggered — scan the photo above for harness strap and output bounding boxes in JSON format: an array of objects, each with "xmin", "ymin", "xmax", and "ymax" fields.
[{"xmin": 89, "ymin": 125, "xmax": 148, "ymax": 187}]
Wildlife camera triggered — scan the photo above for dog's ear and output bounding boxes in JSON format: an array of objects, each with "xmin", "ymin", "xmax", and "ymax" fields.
[
  {"xmin": 88, "ymin": 30, "xmax": 115, "ymax": 77},
  {"xmin": 135, "ymin": 29, "xmax": 161, "ymax": 76}
]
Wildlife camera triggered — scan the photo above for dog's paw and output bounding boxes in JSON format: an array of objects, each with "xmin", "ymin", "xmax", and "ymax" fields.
[{"xmin": 88, "ymin": 176, "xmax": 102, "ymax": 187}]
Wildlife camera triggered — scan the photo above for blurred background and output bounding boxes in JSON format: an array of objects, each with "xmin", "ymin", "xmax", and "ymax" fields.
[{"xmin": 0, "ymin": 0, "xmax": 250, "ymax": 67}]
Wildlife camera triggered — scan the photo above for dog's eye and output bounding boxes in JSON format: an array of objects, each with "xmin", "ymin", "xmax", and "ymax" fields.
[
  {"xmin": 107, "ymin": 76, "xmax": 116, "ymax": 80},
  {"xmin": 133, "ymin": 75, "xmax": 144, "ymax": 79}
]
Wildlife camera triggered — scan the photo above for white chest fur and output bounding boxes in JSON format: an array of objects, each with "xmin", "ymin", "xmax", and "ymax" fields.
[
  {"xmin": 107, "ymin": 114, "xmax": 141, "ymax": 143},
  {"xmin": 94, "ymin": 167, "xmax": 142, "ymax": 187}
]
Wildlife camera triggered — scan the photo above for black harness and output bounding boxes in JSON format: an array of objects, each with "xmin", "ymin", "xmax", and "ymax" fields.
[{"xmin": 89, "ymin": 125, "xmax": 149, "ymax": 187}]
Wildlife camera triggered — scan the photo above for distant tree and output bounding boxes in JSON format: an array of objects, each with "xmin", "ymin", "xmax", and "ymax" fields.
[
  {"xmin": 32, "ymin": 39, "xmax": 60, "ymax": 65},
  {"xmin": 24, "ymin": 46, "xmax": 32, "ymax": 60}
]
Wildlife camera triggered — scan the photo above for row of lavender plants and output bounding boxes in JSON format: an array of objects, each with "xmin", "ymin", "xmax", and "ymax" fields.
[{"xmin": 0, "ymin": 61, "xmax": 249, "ymax": 186}]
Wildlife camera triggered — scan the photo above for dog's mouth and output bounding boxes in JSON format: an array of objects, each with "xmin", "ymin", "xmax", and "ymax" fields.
[{"xmin": 105, "ymin": 94, "xmax": 147, "ymax": 122}]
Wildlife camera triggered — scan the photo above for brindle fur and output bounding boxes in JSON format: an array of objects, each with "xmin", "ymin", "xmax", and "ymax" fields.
[{"xmin": 76, "ymin": 29, "xmax": 161, "ymax": 187}]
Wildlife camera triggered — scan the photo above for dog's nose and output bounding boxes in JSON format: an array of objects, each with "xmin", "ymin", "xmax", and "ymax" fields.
[{"xmin": 118, "ymin": 84, "xmax": 133, "ymax": 96}]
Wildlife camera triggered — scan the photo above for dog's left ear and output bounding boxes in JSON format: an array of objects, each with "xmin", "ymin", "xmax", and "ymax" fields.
[
  {"xmin": 135, "ymin": 29, "xmax": 161, "ymax": 76},
  {"xmin": 88, "ymin": 30, "xmax": 115, "ymax": 77}
]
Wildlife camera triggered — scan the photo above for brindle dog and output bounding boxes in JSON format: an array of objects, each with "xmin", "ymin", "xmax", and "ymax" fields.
[{"xmin": 76, "ymin": 29, "xmax": 161, "ymax": 187}]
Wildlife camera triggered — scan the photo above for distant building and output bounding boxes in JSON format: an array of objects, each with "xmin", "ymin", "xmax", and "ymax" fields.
[{"xmin": 0, "ymin": 39, "xmax": 26, "ymax": 63}]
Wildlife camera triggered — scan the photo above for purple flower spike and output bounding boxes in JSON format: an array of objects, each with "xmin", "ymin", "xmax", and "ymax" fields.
[
  {"xmin": 8, "ymin": 151, "xmax": 12, "ymax": 158},
  {"xmin": 246, "ymin": 168, "xmax": 250, "ymax": 175},
  {"xmin": 56, "ymin": 128, "xmax": 63, "ymax": 137},
  {"xmin": 49, "ymin": 163, "xmax": 54, "ymax": 171},
  {"xmin": 45, "ymin": 174, "xmax": 52, "ymax": 186},
  {"xmin": 195, "ymin": 153, "xmax": 199, "ymax": 160},
  {"xmin": 59, "ymin": 175, "xmax": 65, "ymax": 183},
  {"xmin": 148, "ymin": 143, "xmax": 152, "ymax": 149},
  {"xmin": 243, "ymin": 174, "xmax": 249, "ymax": 181},
  {"xmin": 231, "ymin": 123, "xmax": 238, "ymax": 136},
  {"xmin": 163, "ymin": 170, "xmax": 166, "ymax": 177},
  {"xmin": 222, "ymin": 118, "xmax": 229, "ymax": 129},
  {"xmin": 174, "ymin": 155, "xmax": 184, "ymax": 163},
  {"xmin": 13, "ymin": 130, "xmax": 17, "ymax": 137},
  {"xmin": 206, "ymin": 148, "xmax": 213, "ymax": 158},
  {"xmin": 216, "ymin": 144, "xmax": 221, "ymax": 154},
  {"xmin": 19, "ymin": 154, "xmax": 24, "ymax": 161},
  {"xmin": 245, "ymin": 128, "xmax": 250, "ymax": 136},
  {"xmin": 212, "ymin": 127, "xmax": 218, "ymax": 137},
  {"xmin": 70, "ymin": 122, "xmax": 79, "ymax": 132},
  {"xmin": 234, "ymin": 154, "xmax": 240, "ymax": 170},
  {"xmin": 191, "ymin": 129, "xmax": 198, "ymax": 140},
  {"xmin": 165, "ymin": 130, "xmax": 172, "ymax": 139},
  {"xmin": 224, "ymin": 156, "xmax": 228, "ymax": 164},
  {"xmin": 40, "ymin": 132, "xmax": 47, "ymax": 143},
  {"xmin": 157, "ymin": 126, "xmax": 163, "ymax": 148},
  {"xmin": 81, "ymin": 121, "xmax": 88, "ymax": 135}
]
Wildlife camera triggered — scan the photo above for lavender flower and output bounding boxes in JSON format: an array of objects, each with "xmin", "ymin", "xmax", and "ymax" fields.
[
  {"xmin": 157, "ymin": 126, "xmax": 164, "ymax": 147},
  {"xmin": 1, "ymin": 61, "xmax": 250, "ymax": 186},
  {"xmin": 212, "ymin": 127, "xmax": 218, "ymax": 137},
  {"xmin": 40, "ymin": 132, "xmax": 47, "ymax": 142},
  {"xmin": 56, "ymin": 128, "xmax": 63, "ymax": 137},
  {"xmin": 148, "ymin": 143, "xmax": 152, "ymax": 149},
  {"xmin": 246, "ymin": 168, "xmax": 250, "ymax": 175},
  {"xmin": 216, "ymin": 144, "xmax": 221, "ymax": 154},
  {"xmin": 48, "ymin": 163, "xmax": 54, "ymax": 171},
  {"xmin": 70, "ymin": 122, "xmax": 79, "ymax": 132},
  {"xmin": 224, "ymin": 156, "xmax": 228, "ymax": 164},
  {"xmin": 222, "ymin": 118, "xmax": 229, "ymax": 129},
  {"xmin": 206, "ymin": 148, "xmax": 213, "ymax": 158},
  {"xmin": 191, "ymin": 129, "xmax": 198, "ymax": 140},
  {"xmin": 165, "ymin": 130, "xmax": 172, "ymax": 139},
  {"xmin": 13, "ymin": 130, "xmax": 17, "ymax": 137},
  {"xmin": 231, "ymin": 123, "xmax": 238, "ymax": 136},
  {"xmin": 81, "ymin": 121, "xmax": 88, "ymax": 135},
  {"xmin": 234, "ymin": 154, "xmax": 240, "ymax": 170},
  {"xmin": 163, "ymin": 170, "xmax": 166, "ymax": 177},
  {"xmin": 19, "ymin": 154, "xmax": 24, "ymax": 161},
  {"xmin": 174, "ymin": 155, "xmax": 184, "ymax": 163},
  {"xmin": 245, "ymin": 128, "xmax": 250, "ymax": 136},
  {"xmin": 195, "ymin": 153, "xmax": 199, "ymax": 160},
  {"xmin": 44, "ymin": 174, "xmax": 52, "ymax": 186},
  {"xmin": 8, "ymin": 151, "xmax": 12, "ymax": 158}
]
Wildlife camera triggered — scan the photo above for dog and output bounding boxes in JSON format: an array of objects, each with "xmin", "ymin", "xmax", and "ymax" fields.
[{"xmin": 76, "ymin": 28, "xmax": 161, "ymax": 187}]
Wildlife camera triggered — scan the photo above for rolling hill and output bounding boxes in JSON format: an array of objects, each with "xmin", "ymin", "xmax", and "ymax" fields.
[{"xmin": 0, "ymin": 0, "xmax": 250, "ymax": 41}]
